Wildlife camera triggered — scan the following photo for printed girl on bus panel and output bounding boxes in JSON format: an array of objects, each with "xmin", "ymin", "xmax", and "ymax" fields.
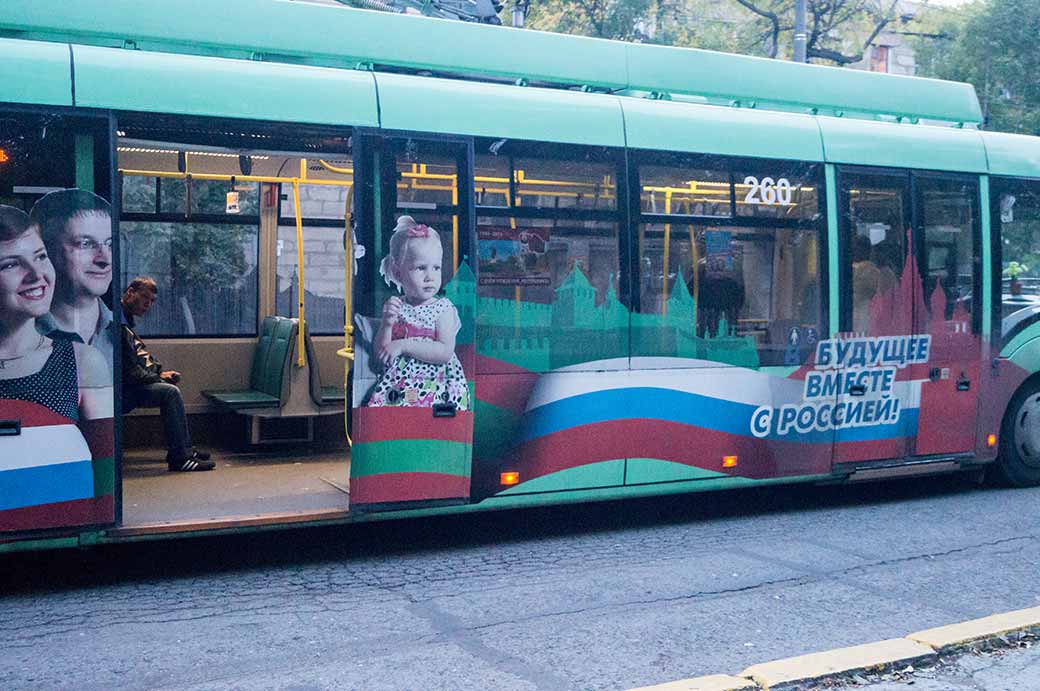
[
  {"xmin": 31, "ymin": 190, "xmax": 115, "ymax": 369},
  {"xmin": 0, "ymin": 205, "xmax": 112, "ymax": 423},
  {"xmin": 366, "ymin": 215, "xmax": 469, "ymax": 409}
]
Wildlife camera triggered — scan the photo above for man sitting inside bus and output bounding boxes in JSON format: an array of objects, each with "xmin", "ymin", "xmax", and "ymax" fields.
[{"xmin": 121, "ymin": 277, "xmax": 214, "ymax": 472}]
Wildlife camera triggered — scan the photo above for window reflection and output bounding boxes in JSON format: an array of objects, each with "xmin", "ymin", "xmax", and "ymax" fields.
[{"xmin": 638, "ymin": 224, "xmax": 821, "ymax": 366}]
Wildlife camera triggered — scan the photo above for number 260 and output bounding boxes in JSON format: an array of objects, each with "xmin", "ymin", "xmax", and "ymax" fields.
[{"xmin": 743, "ymin": 176, "xmax": 792, "ymax": 205}]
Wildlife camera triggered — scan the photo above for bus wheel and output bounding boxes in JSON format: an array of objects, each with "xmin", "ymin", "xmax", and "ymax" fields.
[{"xmin": 992, "ymin": 381, "xmax": 1040, "ymax": 487}]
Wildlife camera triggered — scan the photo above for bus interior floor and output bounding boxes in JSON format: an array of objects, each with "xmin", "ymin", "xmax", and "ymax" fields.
[{"xmin": 119, "ymin": 446, "xmax": 351, "ymax": 528}]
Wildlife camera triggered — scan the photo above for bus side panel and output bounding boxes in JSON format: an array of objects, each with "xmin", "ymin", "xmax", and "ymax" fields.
[
  {"xmin": 473, "ymin": 364, "xmax": 833, "ymax": 497},
  {"xmin": 0, "ymin": 110, "xmax": 116, "ymax": 537}
]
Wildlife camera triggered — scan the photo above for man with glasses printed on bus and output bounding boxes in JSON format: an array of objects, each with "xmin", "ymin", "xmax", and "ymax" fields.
[{"xmin": 31, "ymin": 189, "xmax": 116, "ymax": 368}]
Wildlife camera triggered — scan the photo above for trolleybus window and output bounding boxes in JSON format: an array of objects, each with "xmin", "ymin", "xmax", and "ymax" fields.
[
  {"xmin": 634, "ymin": 154, "xmax": 825, "ymax": 367},
  {"xmin": 118, "ymin": 150, "xmax": 261, "ymax": 338},
  {"xmin": 840, "ymin": 171, "xmax": 909, "ymax": 335},
  {"xmin": 474, "ymin": 140, "xmax": 625, "ymax": 373},
  {"xmin": 510, "ymin": 156, "xmax": 617, "ymax": 211},
  {"xmin": 994, "ymin": 178, "xmax": 1040, "ymax": 347},
  {"xmin": 918, "ymin": 176, "xmax": 977, "ymax": 327},
  {"xmin": 275, "ymin": 223, "xmax": 351, "ymax": 335},
  {"xmin": 275, "ymin": 154, "xmax": 355, "ymax": 335},
  {"xmin": 638, "ymin": 161, "xmax": 730, "ymax": 218}
]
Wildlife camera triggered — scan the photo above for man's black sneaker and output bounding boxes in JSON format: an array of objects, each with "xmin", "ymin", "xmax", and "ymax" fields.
[
  {"xmin": 193, "ymin": 449, "xmax": 211, "ymax": 461},
  {"xmin": 168, "ymin": 452, "xmax": 215, "ymax": 472}
]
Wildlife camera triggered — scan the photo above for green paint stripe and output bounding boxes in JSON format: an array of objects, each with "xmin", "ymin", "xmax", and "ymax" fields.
[
  {"xmin": 625, "ymin": 457, "xmax": 729, "ymax": 484},
  {"xmin": 345, "ymin": 472, "xmax": 834, "ymax": 523},
  {"xmin": 351, "ymin": 438, "xmax": 470, "ymax": 478},
  {"xmin": 825, "ymin": 164, "xmax": 840, "ymax": 336},
  {"xmin": 497, "ymin": 459, "xmax": 625, "ymax": 494},
  {"xmin": 473, "ymin": 399, "xmax": 518, "ymax": 462},
  {"xmin": 980, "ymin": 176, "xmax": 992, "ymax": 341},
  {"xmin": 92, "ymin": 456, "xmax": 114, "ymax": 496}
]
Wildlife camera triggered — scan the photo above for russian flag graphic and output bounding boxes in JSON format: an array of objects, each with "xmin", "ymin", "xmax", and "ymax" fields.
[
  {"xmin": 481, "ymin": 357, "xmax": 925, "ymax": 489},
  {"xmin": 0, "ymin": 399, "xmax": 95, "ymax": 513}
]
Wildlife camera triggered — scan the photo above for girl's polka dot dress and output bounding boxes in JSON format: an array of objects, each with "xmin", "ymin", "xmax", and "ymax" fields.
[{"xmin": 367, "ymin": 298, "xmax": 470, "ymax": 410}]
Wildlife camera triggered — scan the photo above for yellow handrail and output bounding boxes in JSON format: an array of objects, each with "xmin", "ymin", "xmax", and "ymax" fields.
[
  {"xmin": 292, "ymin": 175, "xmax": 306, "ymax": 367},
  {"xmin": 119, "ymin": 165, "xmax": 358, "ymax": 368},
  {"xmin": 336, "ymin": 184, "xmax": 356, "ymax": 447}
]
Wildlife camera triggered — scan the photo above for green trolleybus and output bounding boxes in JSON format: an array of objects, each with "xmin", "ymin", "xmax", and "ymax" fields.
[{"xmin": 2, "ymin": 0, "xmax": 1040, "ymax": 553}]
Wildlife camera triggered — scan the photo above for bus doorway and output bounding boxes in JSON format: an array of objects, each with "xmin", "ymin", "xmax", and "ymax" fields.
[
  {"xmin": 348, "ymin": 134, "xmax": 475, "ymax": 509},
  {"xmin": 114, "ymin": 116, "xmax": 356, "ymax": 532}
]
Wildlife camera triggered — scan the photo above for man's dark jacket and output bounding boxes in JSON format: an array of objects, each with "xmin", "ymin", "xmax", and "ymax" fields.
[{"xmin": 121, "ymin": 308, "xmax": 163, "ymax": 393}]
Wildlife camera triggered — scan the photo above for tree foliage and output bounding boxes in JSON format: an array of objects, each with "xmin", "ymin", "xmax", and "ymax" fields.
[
  {"xmin": 729, "ymin": 0, "xmax": 902, "ymax": 63},
  {"xmin": 526, "ymin": 0, "xmax": 906, "ymax": 65},
  {"xmin": 525, "ymin": 0, "xmax": 657, "ymax": 41},
  {"xmin": 913, "ymin": 0, "xmax": 1040, "ymax": 135}
]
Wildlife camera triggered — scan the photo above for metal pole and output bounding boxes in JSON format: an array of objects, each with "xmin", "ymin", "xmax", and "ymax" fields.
[
  {"xmin": 793, "ymin": 0, "xmax": 807, "ymax": 62},
  {"xmin": 511, "ymin": 0, "xmax": 526, "ymax": 27}
]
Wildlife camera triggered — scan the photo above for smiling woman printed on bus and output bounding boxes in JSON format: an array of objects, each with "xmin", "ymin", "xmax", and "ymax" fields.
[{"xmin": 0, "ymin": 205, "xmax": 112, "ymax": 425}]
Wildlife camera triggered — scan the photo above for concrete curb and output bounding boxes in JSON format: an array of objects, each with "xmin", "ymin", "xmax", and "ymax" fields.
[{"xmin": 628, "ymin": 606, "xmax": 1040, "ymax": 691}]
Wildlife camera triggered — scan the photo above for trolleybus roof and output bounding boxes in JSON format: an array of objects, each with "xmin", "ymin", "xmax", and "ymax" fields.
[{"xmin": 0, "ymin": 0, "xmax": 982, "ymax": 126}]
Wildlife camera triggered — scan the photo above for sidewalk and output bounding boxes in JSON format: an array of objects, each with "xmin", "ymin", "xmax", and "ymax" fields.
[
  {"xmin": 833, "ymin": 639, "xmax": 1040, "ymax": 690},
  {"xmin": 630, "ymin": 607, "xmax": 1040, "ymax": 691}
]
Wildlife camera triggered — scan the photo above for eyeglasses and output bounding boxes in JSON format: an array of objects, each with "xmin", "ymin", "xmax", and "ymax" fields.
[{"xmin": 68, "ymin": 237, "xmax": 113, "ymax": 253}]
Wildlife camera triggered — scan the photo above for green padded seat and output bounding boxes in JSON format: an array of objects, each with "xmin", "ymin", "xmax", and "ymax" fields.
[
  {"xmin": 203, "ymin": 316, "xmax": 297, "ymax": 410},
  {"xmin": 303, "ymin": 322, "xmax": 348, "ymax": 407},
  {"xmin": 204, "ymin": 390, "xmax": 281, "ymax": 408}
]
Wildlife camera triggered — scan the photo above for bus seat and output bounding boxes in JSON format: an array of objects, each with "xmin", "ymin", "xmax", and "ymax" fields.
[
  {"xmin": 303, "ymin": 323, "xmax": 347, "ymax": 407},
  {"xmin": 202, "ymin": 316, "xmax": 297, "ymax": 410},
  {"xmin": 352, "ymin": 313, "xmax": 379, "ymax": 383}
]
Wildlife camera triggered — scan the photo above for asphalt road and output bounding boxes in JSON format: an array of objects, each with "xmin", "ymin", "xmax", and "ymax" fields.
[{"xmin": 3, "ymin": 474, "xmax": 1040, "ymax": 691}]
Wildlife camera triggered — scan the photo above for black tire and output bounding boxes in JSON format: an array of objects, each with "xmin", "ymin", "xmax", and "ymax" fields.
[{"xmin": 991, "ymin": 379, "xmax": 1040, "ymax": 487}]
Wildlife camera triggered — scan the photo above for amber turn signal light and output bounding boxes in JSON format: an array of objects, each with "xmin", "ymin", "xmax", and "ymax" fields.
[
  {"xmin": 987, "ymin": 434, "xmax": 997, "ymax": 448},
  {"xmin": 500, "ymin": 471, "xmax": 520, "ymax": 486},
  {"xmin": 722, "ymin": 455, "xmax": 738, "ymax": 468}
]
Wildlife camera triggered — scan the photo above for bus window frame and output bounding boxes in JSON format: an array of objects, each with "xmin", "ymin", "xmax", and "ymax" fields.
[
  {"xmin": 474, "ymin": 140, "xmax": 625, "ymax": 215},
  {"xmin": 837, "ymin": 165, "xmax": 983, "ymax": 337},
  {"xmin": 836, "ymin": 165, "xmax": 912, "ymax": 333},
  {"xmin": 631, "ymin": 149, "xmax": 829, "ymax": 350},
  {"xmin": 992, "ymin": 175, "xmax": 1040, "ymax": 349},
  {"xmin": 116, "ymin": 115, "xmax": 358, "ymax": 339},
  {"xmin": 470, "ymin": 138, "xmax": 630, "ymax": 312},
  {"xmin": 911, "ymin": 169, "xmax": 982, "ymax": 336},
  {"xmin": 352, "ymin": 128, "xmax": 475, "ymax": 323}
]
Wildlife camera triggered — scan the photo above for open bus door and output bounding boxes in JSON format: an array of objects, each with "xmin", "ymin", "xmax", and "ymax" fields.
[
  {"xmin": 348, "ymin": 134, "xmax": 475, "ymax": 509},
  {"xmin": 833, "ymin": 169, "xmax": 979, "ymax": 469},
  {"xmin": 0, "ymin": 110, "xmax": 117, "ymax": 538}
]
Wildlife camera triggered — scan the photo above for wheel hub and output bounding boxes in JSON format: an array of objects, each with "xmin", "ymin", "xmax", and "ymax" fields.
[{"xmin": 1014, "ymin": 394, "xmax": 1040, "ymax": 469}]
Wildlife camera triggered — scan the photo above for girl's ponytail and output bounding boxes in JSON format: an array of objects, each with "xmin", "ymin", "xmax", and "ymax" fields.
[{"xmin": 379, "ymin": 255, "xmax": 395, "ymax": 290}]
